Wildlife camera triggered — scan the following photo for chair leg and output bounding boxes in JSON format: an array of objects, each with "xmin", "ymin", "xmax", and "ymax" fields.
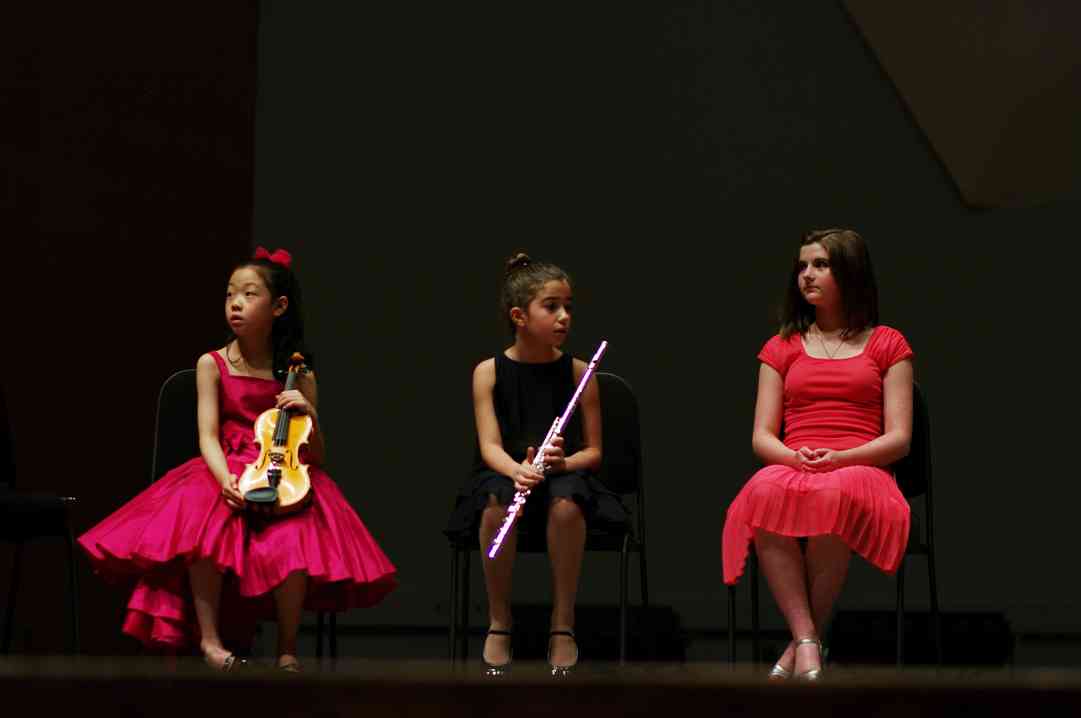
[
  {"xmin": 750, "ymin": 551, "xmax": 761, "ymax": 666},
  {"xmin": 449, "ymin": 546, "xmax": 459, "ymax": 662},
  {"xmin": 896, "ymin": 558, "xmax": 906, "ymax": 667},
  {"xmin": 459, "ymin": 548, "xmax": 471, "ymax": 661},
  {"xmin": 315, "ymin": 612, "xmax": 325, "ymax": 659},
  {"xmin": 3, "ymin": 541, "xmax": 23, "ymax": 654},
  {"xmin": 619, "ymin": 535, "xmax": 629, "ymax": 665},
  {"xmin": 639, "ymin": 545, "xmax": 649, "ymax": 608},
  {"xmin": 329, "ymin": 612, "xmax": 338, "ymax": 660},
  {"xmin": 65, "ymin": 527, "xmax": 80, "ymax": 654},
  {"xmin": 727, "ymin": 584, "xmax": 736, "ymax": 666},
  {"xmin": 927, "ymin": 547, "xmax": 942, "ymax": 666}
]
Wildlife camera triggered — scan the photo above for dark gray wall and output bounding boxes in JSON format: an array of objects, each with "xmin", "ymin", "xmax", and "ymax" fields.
[{"xmin": 254, "ymin": 1, "xmax": 1081, "ymax": 635}]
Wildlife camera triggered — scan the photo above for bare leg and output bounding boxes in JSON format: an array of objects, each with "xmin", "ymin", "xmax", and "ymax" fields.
[
  {"xmin": 189, "ymin": 558, "xmax": 230, "ymax": 668},
  {"xmin": 754, "ymin": 529, "xmax": 821, "ymax": 675},
  {"xmin": 805, "ymin": 535, "xmax": 851, "ymax": 641},
  {"xmin": 547, "ymin": 497, "xmax": 585, "ymax": 667},
  {"xmin": 273, "ymin": 570, "xmax": 308, "ymax": 669},
  {"xmin": 769, "ymin": 536, "xmax": 850, "ymax": 672},
  {"xmin": 479, "ymin": 495, "xmax": 517, "ymax": 665}
]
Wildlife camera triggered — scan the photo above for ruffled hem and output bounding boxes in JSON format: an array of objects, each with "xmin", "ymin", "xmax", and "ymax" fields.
[
  {"xmin": 79, "ymin": 456, "xmax": 397, "ymax": 649},
  {"xmin": 722, "ymin": 464, "xmax": 910, "ymax": 585},
  {"xmin": 444, "ymin": 469, "xmax": 630, "ymax": 541}
]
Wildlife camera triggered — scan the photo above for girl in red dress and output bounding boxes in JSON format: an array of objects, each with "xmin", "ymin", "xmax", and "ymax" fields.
[
  {"xmin": 79, "ymin": 248, "xmax": 397, "ymax": 672},
  {"xmin": 722, "ymin": 229, "xmax": 913, "ymax": 681}
]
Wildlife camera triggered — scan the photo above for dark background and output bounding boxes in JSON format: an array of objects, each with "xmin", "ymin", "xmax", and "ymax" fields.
[{"xmin": 4, "ymin": 1, "xmax": 1080, "ymax": 656}]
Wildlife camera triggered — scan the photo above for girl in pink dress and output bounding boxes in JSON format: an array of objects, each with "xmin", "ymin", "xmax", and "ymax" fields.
[
  {"xmin": 722, "ymin": 229, "xmax": 913, "ymax": 681},
  {"xmin": 79, "ymin": 247, "xmax": 397, "ymax": 672}
]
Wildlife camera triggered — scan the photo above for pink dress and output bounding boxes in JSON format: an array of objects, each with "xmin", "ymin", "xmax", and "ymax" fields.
[
  {"xmin": 78, "ymin": 351, "xmax": 397, "ymax": 649},
  {"xmin": 722, "ymin": 325, "xmax": 913, "ymax": 585}
]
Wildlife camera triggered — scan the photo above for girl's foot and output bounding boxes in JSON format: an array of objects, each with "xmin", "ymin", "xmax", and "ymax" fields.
[
  {"xmin": 767, "ymin": 641, "xmax": 795, "ymax": 681},
  {"xmin": 277, "ymin": 654, "xmax": 301, "ymax": 673},
  {"xmin": 482, "ymin": 626, "xmax": 513, "ymax": 675},
  {"xmin": 547, "ymin": 629, "xmax": 579, "ymax": 676},
  {"xmin": 202, "ymin": 643, "xmax": 248, "ymax": 672},
  {"xmin": 794, "ymin": 638, "xmax": 823, "ymax": 681}
]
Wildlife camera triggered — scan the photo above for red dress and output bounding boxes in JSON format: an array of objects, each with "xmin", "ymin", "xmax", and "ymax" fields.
[
  {"xmin": 78, "ymin": 351, "xmax": 398, "ymax": 649},
  {"xmin": 722, "ymin": 325, "xmax": 913, "ymax": 585}
]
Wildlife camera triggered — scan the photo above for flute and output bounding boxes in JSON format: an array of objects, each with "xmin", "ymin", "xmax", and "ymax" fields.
[{"xmin": 486, "ymin": 340, "xmax": 609, "ymax": 559}]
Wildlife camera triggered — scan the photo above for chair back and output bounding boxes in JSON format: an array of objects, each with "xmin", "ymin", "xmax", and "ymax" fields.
[
  {"xmin": 595, "ymin": 372, "xmax": 647, "ymax": 541},
  {"xmin": 151, "ymin": 369, "xmax": 200, "ymax": 481},
  {"xmin": 893, "ymin": 382, "xmax": 931, "ymax": 500}
]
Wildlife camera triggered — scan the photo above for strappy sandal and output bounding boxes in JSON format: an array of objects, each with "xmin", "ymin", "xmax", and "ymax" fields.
[
  {"xmin": 767, "ymin": 642, "xmax": 794, "ymax": 681},
  {"xmin": 209, "ymin": 653, "xmax": 249, "ymax": 673},
  {"xmin": 482, "ymin": 628, "xmax": 513, "ymax": 677},
  {"xmin": 794, "ymin": 638, "xmax": 824, "ymax": 682},
  {"xmin": 547, "ymin": 630, "xmax": 579, "ymax": 677}
]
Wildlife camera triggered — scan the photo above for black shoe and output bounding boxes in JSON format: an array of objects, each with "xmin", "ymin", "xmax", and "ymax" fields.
[
  {"xmin": 482, "ymin": 628, "xmax": 513, "ymax": 677},
  {"xmin": 547, "ymin": 630, "xmax": 579, "ymax": 677}
]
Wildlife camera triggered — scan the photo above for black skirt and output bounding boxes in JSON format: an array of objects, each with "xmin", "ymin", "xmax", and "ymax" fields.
[{"xmin": 444, "ymin": 468, "xmax": 630, "ymax": 543}]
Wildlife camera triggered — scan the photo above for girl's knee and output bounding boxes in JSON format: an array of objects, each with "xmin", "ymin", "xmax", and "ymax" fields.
[
  {"xmin": 481, "ymin": 496, "xmax": 510, "ymax": 527},
  {"xmin": 547, "ymin": 497, "xmax": 584, "ymax": 525}
]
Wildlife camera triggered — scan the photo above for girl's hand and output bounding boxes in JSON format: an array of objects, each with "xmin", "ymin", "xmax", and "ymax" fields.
[
  {"xmin": 801, "ymin": 448, "xmax": 847, "ymax": 473},
  {"xmin": 220, "ymin": 474, "xmax": 244, "ymax": 511},
  {"xmin": 540, "ymin": 435, "xmax": 567, "ymax": 474},
  {"xmin": 276, "ymin": 389, "xmax": 315, "ymax": 418},
  {"xmin": 792, "ymin": 446, "xmax": 817, "ymax": 469},
  {"xmin": 512, "ymin": 447, "xmax": 545, "ymax": 492}
]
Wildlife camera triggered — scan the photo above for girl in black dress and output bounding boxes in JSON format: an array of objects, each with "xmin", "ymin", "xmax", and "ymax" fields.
[{"xmin": 445, "ymin": 253, "xmax": 627, "ymax": 676}]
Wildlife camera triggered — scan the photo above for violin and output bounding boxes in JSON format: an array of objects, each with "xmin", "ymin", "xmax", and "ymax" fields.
[{"xmin": 237, "ymin": 352, "xmax": 313, "ymax": 515}]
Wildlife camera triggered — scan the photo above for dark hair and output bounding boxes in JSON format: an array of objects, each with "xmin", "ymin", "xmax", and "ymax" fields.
[
  {"xmin": 779, "ymin": 228, "xmax": 879, "ymax": 339},
  {"xmin": 500, "ymin": 252, "xmax": 571, "ymax": 335},
  {"xmin": 226, "ymin": 256, "xmax": 311, "ymax": 379}
]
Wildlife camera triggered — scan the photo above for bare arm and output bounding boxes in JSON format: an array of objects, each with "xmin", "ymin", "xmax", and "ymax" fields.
[
  {"xmin": 196, "ymin": 353, "xmax": 234, "ymax": 487},
  {"xmin": 473, "ymin": 359, "xmax": 526, "ymax": 478},
  {"xmin": 750, "ymin": 362, "xmax": 802, "ymax": 468},
  {"xmin": 560, "ymin": 358, "xmax": 601, "ymax": 474}
]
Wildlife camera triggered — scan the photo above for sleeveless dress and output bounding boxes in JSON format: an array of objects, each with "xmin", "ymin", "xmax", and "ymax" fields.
[
  {"xmin": 78, "ymin": 351, "xmax": 397, "ymax": 650},
  {"xmin": 722, "ymin": 325, "xmax": 913, "ymax": 585},
  {"xmin": 444, "ymin": 352, "xmax": 628, "ymax": 540}
]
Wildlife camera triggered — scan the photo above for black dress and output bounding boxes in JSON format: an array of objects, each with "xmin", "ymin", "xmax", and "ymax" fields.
[{"xmin": 444, "ymin": 352, "xmax": 629, "ymax": 541}]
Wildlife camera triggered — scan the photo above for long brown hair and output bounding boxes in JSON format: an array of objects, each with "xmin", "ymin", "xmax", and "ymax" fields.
[{"xmin": 779, "ymin": 229, "xmax": 879, "ymax": 339}]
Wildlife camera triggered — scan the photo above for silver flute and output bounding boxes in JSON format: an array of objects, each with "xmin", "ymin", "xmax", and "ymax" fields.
[{"xmin": 486, "ymin": 341, "xmax": 608, "ymax": 559}]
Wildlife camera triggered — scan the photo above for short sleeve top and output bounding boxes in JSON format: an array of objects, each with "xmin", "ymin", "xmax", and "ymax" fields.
[{"xmin": 757, "ymin": 325, "xmax": 913, "ymax": 450}]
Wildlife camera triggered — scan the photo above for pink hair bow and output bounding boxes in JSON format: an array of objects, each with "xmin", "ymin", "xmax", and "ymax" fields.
[{"xmin": 253, "ymin": 246, "xmax": 293, "ymax": 269}]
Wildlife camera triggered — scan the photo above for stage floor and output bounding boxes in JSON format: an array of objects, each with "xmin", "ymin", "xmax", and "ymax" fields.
[{"xmin": 3, "ymin": 658, "xmax": 1081, "ymax": 717}]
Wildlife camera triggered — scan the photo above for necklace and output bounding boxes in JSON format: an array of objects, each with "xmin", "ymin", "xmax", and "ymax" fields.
[
  {"xmin": 226, "ymin": 341, "xmax": 271, "ymax": 374},
  {"xmin": 226, "ymin": 341, "xmax": 246, "ymax": 368},
  {"xmin": 814, "ymin": 325, "xmax": 847, "ymax": 359}
]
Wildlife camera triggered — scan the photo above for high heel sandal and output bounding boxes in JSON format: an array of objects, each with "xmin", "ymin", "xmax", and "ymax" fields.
[
  {"xmin": 547, "ymin": 630, "xmax": 579, "ymax": 677},
  {"xmin": 278, "ymin": 658, "xmax": 302, "ymax": 674},
  {"xmin": 794, "ymin": 638, "xmax": 824, "ymax": 682},
  {"xmin": 208, "ymin": 653, "xmax": 249, "ymax": 673},
  {"xmin": 767, "ymin": 642, "xmax": 794, "ymax": 681},
  {"xmin": 482, "ymin": 628, "xmax": 513, "ymax": 677}
]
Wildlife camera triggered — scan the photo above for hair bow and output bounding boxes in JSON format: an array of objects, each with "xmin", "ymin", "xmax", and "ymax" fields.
[{"xmin": 253, "ymin": 246, "xmax": 293, "ymax": 269}]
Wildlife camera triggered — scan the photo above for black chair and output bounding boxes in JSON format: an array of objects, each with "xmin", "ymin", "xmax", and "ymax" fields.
[
  {"xmin": 1, "ymin": 384, "xmax": 80, "ymax": 654},
  {"xmin": 727, "ymin": 382, "xmax": 941, "ymax": 666},
  {"xmin": 448, "ymin": 371, "xmax": 650, "ymax": 664},
  {"xmin": 152, "ymin": 369, "xmax": 337, "ymax": 659}
]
